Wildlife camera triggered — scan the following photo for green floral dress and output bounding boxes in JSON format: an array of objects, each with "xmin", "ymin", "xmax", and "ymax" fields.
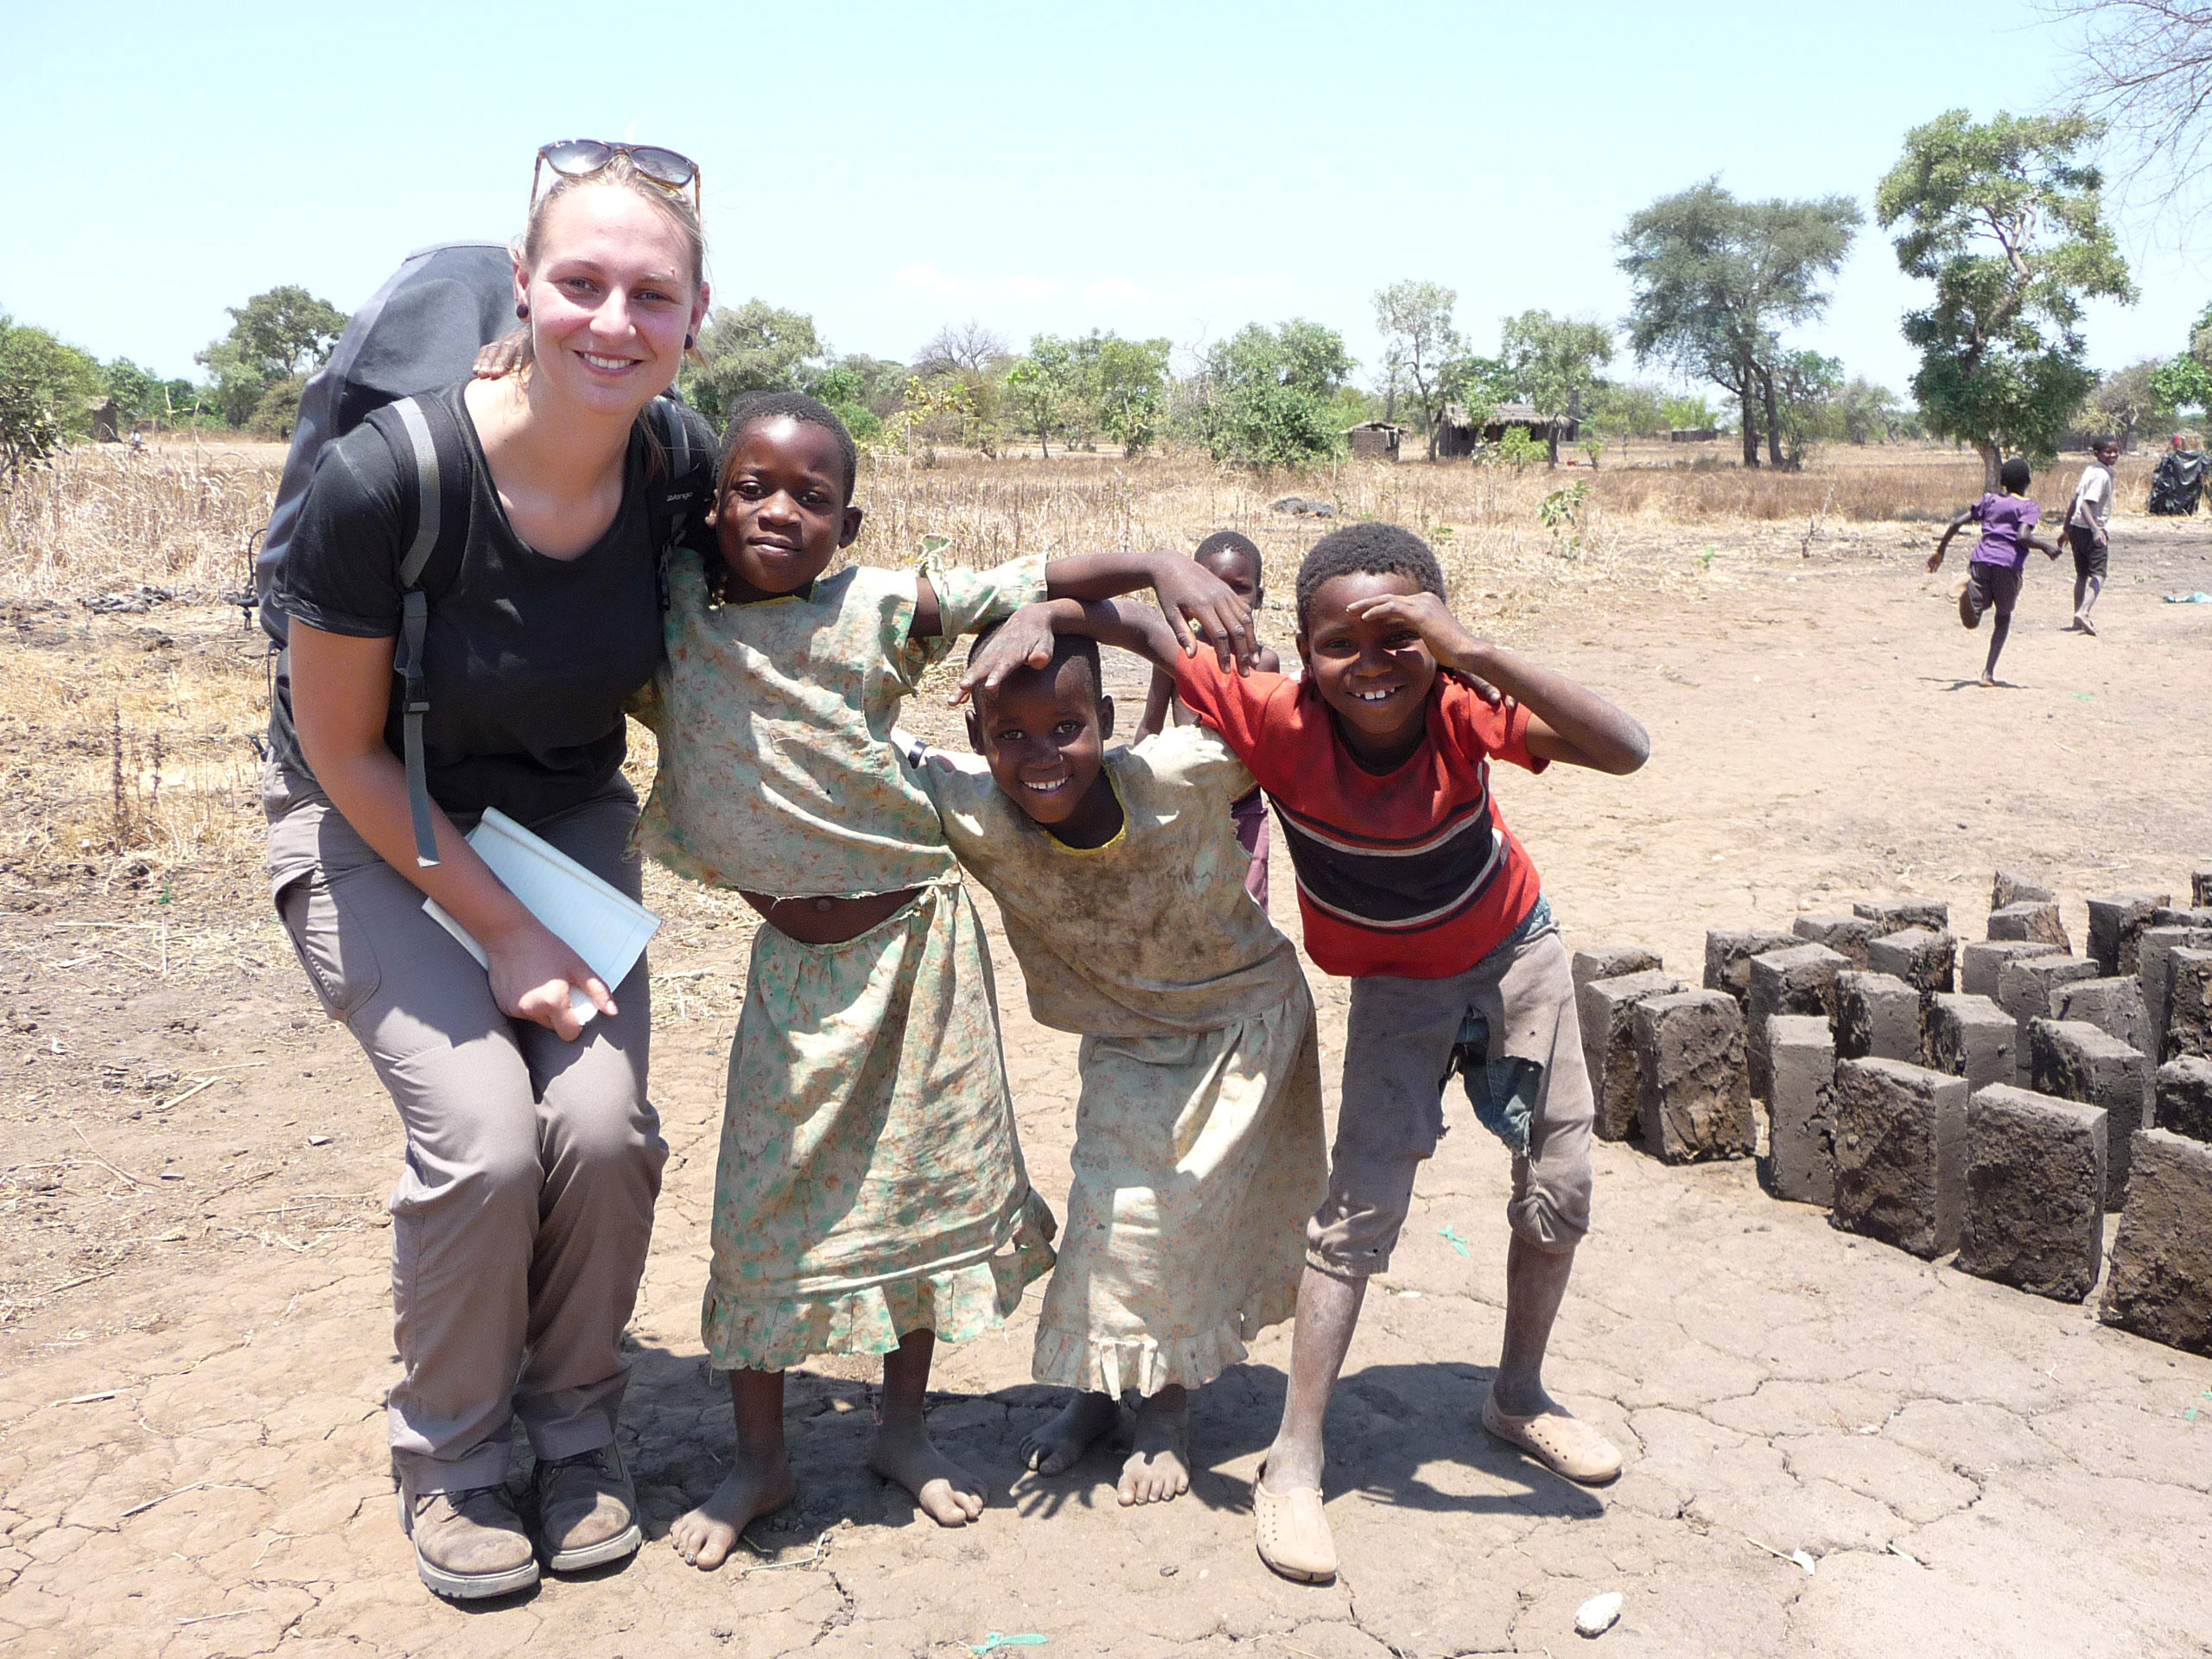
[
  {"xmin": 635, "ymin": 549, "xmax": 1057, "ymax": 1371},
  {"xmin": 906, "ymin": 725, "xmax": 1327, "ymax": 1396}
]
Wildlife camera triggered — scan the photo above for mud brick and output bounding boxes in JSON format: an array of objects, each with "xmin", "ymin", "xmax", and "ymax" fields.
[
  {"xmin": 1834, "ymin": 971, "xmax": 1921, "ymax": 1063},
  {"xmin": 1997, "ymin": 955, "xmax": 2103, "ymax": 1073},
  {"xmin": 1632, "ymin": 989, "xmax": 1753, "ymax": 1163},
  {"xmin": 2086, "ymin": 891, "xmax": 2171, "ymax": 976},
  {"xmin": 1929, "ymin": 994, "xmax": 2018, "ymax": 1094},
  {"xmin": 1961, "ymin": 938, "xmax": 2060, "ymax": 999},
  {"xmin": 2195, "ymin": 866, "xmax": 2212, "ymax": 908},
  {"xmin": 2167, "ymin": 949, "xmax": 2212, "ymax": 1062},
  {"xmin": 1747, "ymin": 943, "xmax": 1849, "ymax": 1097},
  {"xmin": 2138, "ymin": 925, "xmax": 2212, "ymax": 1062},
  {"xmin": 2153, "ymin": 1057, "xmax": 2212, "ymax": 1142},
  {"xmin": 1702, "ymin": 929, "xmax": 1799, "ymax": 1010},
  {"xmin": 1992, "ymin": 870, "xmax": 2056, "ymax": 908},
  {"xmin": 1577, "ymin": 969, "xmax": 1682, "ymax": 1141},
  {"xmin": 2152, "ymin": 906, "xmax": 2212, "ymax": 927},
  {"xmin": 1764, "ymin": 1014, "xmax": 1835, "ymax": 1205},
  {"xmin": 1854, "ymin": 898, "xmax": 1951, "ymax": 933},
  {"xmin": 1987, "ymin": 901, "xmax": 2069, "ymax": 951},
  {"xmin": 1831, "ymin": 1058, "xmax": 1969, "ymax": 1259},
  {"xmin": 1955, "ymin": 1084, "xmax": 2106, "ymax": 1302},
  {"xmin": 2099, "ymin": 1129, "xmax": 2212, "ymax": 1357},
  {"xmin": 2029, "ymin": 1019, "xmax": 2152, "ymax": 1207},
  {"xmin": 1571, "ymin": 945, "xmax": 1663, "ymax": 990},
  {"xmin": 1792, "ymin": 913, "xmax": 1877, "ymax": 969},
  {"xmin": 2050, "ymin": 976, "xmax": 2148, "ymax": 1053},
  {"xmin": 1866, "ymin": 928, "xmax": 1956, "ymax": 998}
]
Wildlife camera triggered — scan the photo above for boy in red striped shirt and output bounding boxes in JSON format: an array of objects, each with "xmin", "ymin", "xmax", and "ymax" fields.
[{"xmin": 965, "ymin": 522, "xmax": 1648, "ymax": 1583}]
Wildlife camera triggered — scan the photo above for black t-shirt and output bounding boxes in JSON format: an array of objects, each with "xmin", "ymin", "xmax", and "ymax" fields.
[{"xmin": 268, "ymin": 385, "xmax": 698, "ymax": 827}]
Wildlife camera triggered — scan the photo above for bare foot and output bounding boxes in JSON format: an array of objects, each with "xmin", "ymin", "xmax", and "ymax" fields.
[
  {"xmin": 2076, "ymin": 612, "xmax": 2099, "ymax": 637},
  {"xmin": 1979, "ymin": 671, "xmax": 1998, "ymax": 687},
  {"xmin": 1118, "ymin": 1389, "xmax": 1191, "ymax": 1506},
  {"xmin": 869, "ymin": 1419, "xmax": 986, "ymax": 1526},
  {"xmin": 669, "ymin": 1449, "xmax": 797, "ymax": 1571},
  {"xmin": 1020, "ymin": 1391, "xmax": 1119, "ymax": 1477}
]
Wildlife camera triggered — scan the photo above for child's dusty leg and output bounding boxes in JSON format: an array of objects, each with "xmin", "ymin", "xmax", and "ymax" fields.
[
  {"xmin": 2078, "ymin": 570, "xmax": 2103, "ymax": 626},
  {"xmin": 1018, "ymin": 1390, "xmax": 1119, "ymax": 1477},
  {"xmin": 1261, "ymin": 1266, "xmax": 1367, "ymax": 1493},
  {"xmin": 1981, "ymin": 611, "xmax": 2012, "ymax": 684},
  {"xmin": 869, "ymin": 1330, "xmax": 986, "ymax": 1526},
  {"xmin": 670, "ymin": 1370, "xmax": 797, "ymax": 1570},
  {"xmin": 1119, "ymin": 1383, "xmax": 1192, "ymax": 1506},
  {"xmin": 2072, "ymin": 568, "xmax": 2090, "ymax": 620},
  {"xmin": 1488, "ymin": 1236, "xmax": 1575, "ymax": 1417},
  {"xmin": 1959, "ymin": 587, "xmax": 1980, "ymax": 630}
]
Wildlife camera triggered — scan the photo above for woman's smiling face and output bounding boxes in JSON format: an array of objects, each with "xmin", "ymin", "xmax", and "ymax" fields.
[
  {"xmin": 712, "ymin": 416, "xmax": 862, "ymax": 598},
  {"xmin": 518, "ymin": 184, "xmax": 706, "ymax": 417}
]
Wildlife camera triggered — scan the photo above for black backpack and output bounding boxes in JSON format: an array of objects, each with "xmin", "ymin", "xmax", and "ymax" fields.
[{"xmin": 256, "ymin": 241, "xmax": 715, "ymax": 866}]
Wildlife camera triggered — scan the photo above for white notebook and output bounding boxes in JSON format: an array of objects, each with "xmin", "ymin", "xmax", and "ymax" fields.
[{"xmin": 423, "ymin": 807, "xmax": 662, "ymax": 1027}]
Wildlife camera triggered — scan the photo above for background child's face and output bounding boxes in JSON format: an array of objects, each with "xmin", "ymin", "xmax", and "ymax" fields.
[
  {"xmin": 969, "ymin": 656, "xmax": 1115, "ymax": 834},
  {"xmin": 712, "ymin": 416, "xmax": 861, "ymax": 596},
  {"xmin": 2096, "ymin": 443, "xmax": 2120, "ymax": 466},
  {"xmin": 1298, "ymin": 571, "xmax": 1438, "ymax": 751},
  {"xmin": 1196, "ymin": 547, "xmax": 1264, "ymax": 612}
]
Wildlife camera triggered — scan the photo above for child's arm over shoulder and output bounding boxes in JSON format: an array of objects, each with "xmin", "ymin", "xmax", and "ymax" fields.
[
  {"xmin": 1351, "ymin": 591, "xmax": 1649, "ymax": 775},
  {"xmin": 1042, "ymin": 550, "xmax": 1255, "ymax": 676},
  {"xmin": 907, "ymin": 554, "xmax": 1048, "ymax": 643}
]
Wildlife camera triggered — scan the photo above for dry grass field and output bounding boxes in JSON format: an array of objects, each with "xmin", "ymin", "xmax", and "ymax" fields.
[{"xmin": 2, "ymin": 435, "xmax": 2207, "ymax": 1658}]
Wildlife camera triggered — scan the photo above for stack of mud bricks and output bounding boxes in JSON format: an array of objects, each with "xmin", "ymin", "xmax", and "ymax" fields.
[{"xmin": 1573, "ymin": 944, "xmax": 1754, "ymax": 1164}]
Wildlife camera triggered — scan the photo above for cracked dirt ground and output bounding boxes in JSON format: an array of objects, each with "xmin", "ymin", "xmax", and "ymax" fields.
[{"xmin": 3, "ymin": 526, "xmax": 2210, "ymax": 1657}]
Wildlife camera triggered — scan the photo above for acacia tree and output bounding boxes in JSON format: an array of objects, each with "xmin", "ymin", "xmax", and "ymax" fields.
[
  {"xmin": 1618, "ymin": 181, "xmax": 1859, "ymax": 467},
  {"xmin": 1876, "ymin": 110, "xmax": 2135, "ymax": 488},
  {"xmin": 2086, "ymin": 359, "xmax": 2170, "ymax": 448},
  {"xmin": 1498, "ymin": 311, "xmax": 1614, "ymax": 465},
  {"xmin": 685, "ymin": 300, "xmax": 824, "ymax": 425},
  {"xmin": 1372, "ymin": 281, "xmax": 1460, "ymax": 459},
  {"xmin": 916, "ymin": 320, "xmax": 1009, "ymax": 375}
]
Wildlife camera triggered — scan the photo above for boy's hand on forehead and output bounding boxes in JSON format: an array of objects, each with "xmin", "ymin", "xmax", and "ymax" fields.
[
  {"xmin": 954, "ymin": 605, "xmax": 1059, "ymax": 706},
  {"xmin": 1152, "ymin": 557, "xmax": 1256, "ymax": 673},
  {"xmin": 1344, "ymin": 589, "xmax": 1484, "ymax": 674}
]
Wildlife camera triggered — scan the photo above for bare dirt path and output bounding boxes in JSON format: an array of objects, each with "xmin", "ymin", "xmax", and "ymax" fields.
[{"xmin": 3, "ymin": 524, "xmax": 2209, "ymax": 1657}]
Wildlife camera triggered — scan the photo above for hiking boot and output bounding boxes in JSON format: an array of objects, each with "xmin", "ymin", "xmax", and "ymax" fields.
[
  {"xmin": 534, "ymin": 1443, "xmax": 643, "ymax": 1573},
  {"xmin": 396, "ymin": 1478, "xmax": 539, "ymax": 1599}
]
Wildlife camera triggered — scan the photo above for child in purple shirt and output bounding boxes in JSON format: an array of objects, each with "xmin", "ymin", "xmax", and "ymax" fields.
[{"xmin": 1926, "ymin": 456, "xmax": 2062, "ymax": 686}]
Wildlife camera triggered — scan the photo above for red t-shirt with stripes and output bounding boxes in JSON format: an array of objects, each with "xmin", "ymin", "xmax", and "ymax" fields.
[{"xmin": 1174, "ymin": 652, "xmax": 1546, "ymax": 979}]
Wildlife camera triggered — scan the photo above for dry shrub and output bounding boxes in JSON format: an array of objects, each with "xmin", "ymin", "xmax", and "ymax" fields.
[{"xmin": 0, "ymin": 439, "xmax": 278, "ymax": 601}]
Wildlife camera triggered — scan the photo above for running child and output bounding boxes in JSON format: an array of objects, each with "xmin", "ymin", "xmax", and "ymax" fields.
[
  {"xmin": 632, "ymin": 393, "xmax": 1255, "ymax": 1567},
  {"xmin": 904, "ymin": 622, "xmax": 1325, "ymax": 1506},
  {"xmin": 1925, "ymin": 456, "xmax": 2063, "ymax": 686},
  {"xmin": 1135, "ymin": 531, "xmax": 1280, "ymax": 905},
  {"xmin": 971, "ymin": 523, "xmax": 1648, "ymax": 1583},
  {"xmin": 2063, "ymin": 435, "xmax": 2120, "ymax": 634}
]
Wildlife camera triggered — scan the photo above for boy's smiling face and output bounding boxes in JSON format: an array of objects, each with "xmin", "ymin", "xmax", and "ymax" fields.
[
  {"xmin": 968, "ymin": 651, "xmax": 1122, "ymax": 847},
  {"xmin": 1298, "ymin": 570, "xmax": 1438, "ymax": 766},
  {"xmin": 1197, "ymin": 545, "xmax": 1264, "ymax": 613},
  {"xmin": 712, "ymin": 415, "xmax": 861, "ymax": 598}
]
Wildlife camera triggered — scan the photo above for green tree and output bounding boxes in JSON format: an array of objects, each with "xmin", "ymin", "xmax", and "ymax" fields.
[
  {"xmin": 2084, "ymin": 358, "xmax": 2171, "ymax": 449},
  {"xmin": 1086, "ymin": 333, "xmax": 1172, "ymax": 455},
  {"xmin": 0, "ymin": 315, "xmax": 102, "ymax": 474},
  {"xmin": 1498, "ymin": 311, "xmax": 1615, "ymax": 466},
  {"xmin": 1764, "ymin": 349, "xmax": 1844, "ymax": 464},
  {"xmin": 1830, "ymin": 376, "xmax": 1908, "ymax": 444},
  {"xmin": 1876, "ymin": 109, "xmax": 2136, "ymax": 488},
  {"xmin": 100, "ymin": 358, "xmax": 162, "ymax": 426},
  {"xmin": 226, "ymin": 286, "xmax": 346, "ymax": 377},
  {"xmin": 1004, "ymin": 334, "xmax": 1087, "ymax": 456},
  {"xmin": 1372, "ymin": 280, "xmax": 1460, "ymax": 457},
  {"xmin": 684, "ymin": 300, "xmax": 824, "ymax": 426},
  {"xmin": 1185, "ymin": 320, "xmax": 1355, "ymax": 471},
  {"xmin": 1586, "ymin": 381, "xmax": 1669, "ymax": 443},
  {"xmin": 2149, "ymin": 301, "xmax": 2212, "ymax": 411},
  {"xmin": 1618, "ymin": 180, "xmax": 1861, "ymax": 467}
]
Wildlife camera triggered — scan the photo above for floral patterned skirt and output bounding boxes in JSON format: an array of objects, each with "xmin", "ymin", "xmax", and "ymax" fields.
[
  {"xmin": 1031, "ymin": 982, "xmax": 1327, "ymax": 1397},
  {"xmin": 702, "ymin": 879, "xmax": 1055, "ymax": 1371}
]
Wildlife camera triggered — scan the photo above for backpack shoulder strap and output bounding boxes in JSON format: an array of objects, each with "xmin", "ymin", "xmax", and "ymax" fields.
[{"xmin": 364, "ymin": 394, "xmax": 471, "ymax": 868}]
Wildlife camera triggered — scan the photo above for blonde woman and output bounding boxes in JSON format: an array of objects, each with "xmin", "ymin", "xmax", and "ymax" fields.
[{"xmin": 264, "ymin": 143, "xmax": 712, "ymax": 1599}]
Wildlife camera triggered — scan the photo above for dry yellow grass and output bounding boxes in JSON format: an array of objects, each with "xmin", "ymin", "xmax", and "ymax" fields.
[{"xmin": 0, "ymin": 434, "xmax": 2157, "ymax": 891}]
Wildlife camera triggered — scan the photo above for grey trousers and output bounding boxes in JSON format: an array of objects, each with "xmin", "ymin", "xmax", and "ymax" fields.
[{"xmin": 264, "ymin": 766, "xmax": 667, "ymax": 1495}]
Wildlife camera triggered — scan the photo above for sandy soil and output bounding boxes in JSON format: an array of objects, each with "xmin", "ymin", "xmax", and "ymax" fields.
[{"xmin": 2, "ymin": 519, "xmax": 2209, "ymax": 1657}]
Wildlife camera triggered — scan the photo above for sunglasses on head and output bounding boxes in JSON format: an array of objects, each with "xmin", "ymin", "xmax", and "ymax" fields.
[{"xmin": 532, "ymin": 139, "xmax": 701, "ymax": 212}]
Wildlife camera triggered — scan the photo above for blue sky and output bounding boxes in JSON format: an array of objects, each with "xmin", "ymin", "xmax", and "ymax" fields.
[{"xmin": 4, "ymin": 0, "xmax": 2202, "ymax": 399}]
